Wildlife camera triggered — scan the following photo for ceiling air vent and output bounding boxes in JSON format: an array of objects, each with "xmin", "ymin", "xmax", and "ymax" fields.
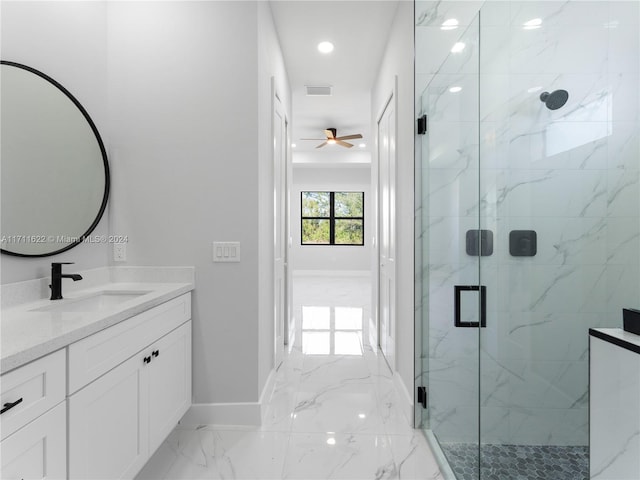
[{"xmin": 306, "ymin": 85, "xmax": 332, "ymax": 96}]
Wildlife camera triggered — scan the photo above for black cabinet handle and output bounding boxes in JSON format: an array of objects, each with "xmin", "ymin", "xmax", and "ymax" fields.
[
  {"xmin": 1, "ymin": 397, "xmax": 23, "ymax": 414},
  {"xmin": 143, "ymin": 356, "xmax": 151, "ymax": 364},
  {"xmin": 152, "ymin": 350, "xmax": 159, "ymax": 358}
]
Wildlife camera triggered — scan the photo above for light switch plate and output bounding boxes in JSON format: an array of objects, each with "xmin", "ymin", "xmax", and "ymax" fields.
[{"xmin": 213, "ymin": 241, "xmax": 240, "ymax": 262}]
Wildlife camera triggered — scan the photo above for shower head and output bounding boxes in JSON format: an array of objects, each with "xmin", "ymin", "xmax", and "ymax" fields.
[{"xmin": 540, "ymin": 89, "xmax": 569, "ymax": 110}]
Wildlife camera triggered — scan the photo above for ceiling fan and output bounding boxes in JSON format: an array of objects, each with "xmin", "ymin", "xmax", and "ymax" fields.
[{"xmin": 302, "ymin": 128, "xmax": 363, "ymax": 149}]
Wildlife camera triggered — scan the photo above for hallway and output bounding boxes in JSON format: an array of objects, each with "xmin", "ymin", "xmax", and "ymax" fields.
[{"xmin": 136, "ymin": 274, "xmax": 441, "ymax": 479}]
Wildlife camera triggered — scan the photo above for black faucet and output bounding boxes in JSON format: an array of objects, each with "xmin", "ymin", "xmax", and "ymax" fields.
[{"xmin": 50, "ymin": 262, "xmax": 83, "ymax": 300}]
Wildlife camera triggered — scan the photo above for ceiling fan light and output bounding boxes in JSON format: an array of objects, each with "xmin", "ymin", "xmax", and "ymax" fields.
[{"xmin": 327, "ymin": 139, "xmax": 336, "ymax": 144}]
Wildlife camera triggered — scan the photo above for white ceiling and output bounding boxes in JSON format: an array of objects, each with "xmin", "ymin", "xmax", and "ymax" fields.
[{"xmin": 269, "ymin": 1, "xmax": 399, "ymax": 153}]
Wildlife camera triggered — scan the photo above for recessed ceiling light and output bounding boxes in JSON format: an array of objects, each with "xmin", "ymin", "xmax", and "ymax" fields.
[
  {"xmin": 523, "ymin": 18, "xmax": 542, "ymax": 30},
  {"xmin": 359, "ymin": 143, "xmax": 366, "ymax": 148},
  {"xmin": 317, "ymin": 41, "xmax": 334, "ymax": 54},
  {"xmin": 449, "ymin": 86, "xmax": 462, "ymax": 93},
  {"xmin": 451, "ymin": 42, "xmax": 466, "ymax": 53},
  {"xmin": 326, "ymin": 437, "xmax": 336, "ymax": 445},
  {"xmin": 441, "ymin": 18, "xmax": 459, "ymax": 30},
  {"xmin": 291, "ymin": 143, "xmax": 296, "ymax": 148}
]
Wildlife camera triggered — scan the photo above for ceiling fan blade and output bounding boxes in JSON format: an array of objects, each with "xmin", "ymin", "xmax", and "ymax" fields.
[
  {"xmin": 335, "ymin": 134, "xmax": 363, "ymax": 141},
  {"xmin": 315, "ymin": 141, "xmax": 328, "ymax": 149},
  {"xmin": 336, "ymin": 140, "xmax": 354, "ymax": 148},
  {"xmin": 324, "ymin": 129, "xmax": 336, "ymax": 139}
]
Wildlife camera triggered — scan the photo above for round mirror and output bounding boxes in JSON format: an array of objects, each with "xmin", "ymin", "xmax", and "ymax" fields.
[{"xmin": 1, "ymin": 61, "xmax": 109, "ymax": 257}]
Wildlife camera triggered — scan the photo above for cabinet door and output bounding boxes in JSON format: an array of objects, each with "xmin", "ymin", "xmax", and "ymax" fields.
[
  {"xmin": 147, "ymin": 321, "xmax": 192, "ymax": 454},
  {"xmin": 1, "ymin": 401, "xmax": 66, "ymax": 480},
  {"xmin": 69, "ymin": 353, "xmax": 149, "ymax": 480}
]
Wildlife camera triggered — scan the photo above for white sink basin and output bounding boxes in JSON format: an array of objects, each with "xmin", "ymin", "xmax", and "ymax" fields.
[{"xmin": 32, "ymin": 291, "xmax": 151, "ymax": 313}]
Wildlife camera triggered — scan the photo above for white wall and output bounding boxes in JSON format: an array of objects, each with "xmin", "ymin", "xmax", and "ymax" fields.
[
  {"xmin": 371, "ymin": 0, "xmax": 415, "ymax": 416},
  {"xmin": 292, "ymin": 161, "xmax": 372, "ymax": 272},
  {"xmin": 257, "ymin": 0, "xmax": 292, "ymax": 398},
  {"xmin": 106, "ymin": 1, "xmax": 281, "ymax": 407},
  {"xmin": 3, "ymin": 0, "xmax": 290, "ymax": 412},
  {"xmin": 1, "ymin": 1, "xmax": 111, "ymax": 284}
]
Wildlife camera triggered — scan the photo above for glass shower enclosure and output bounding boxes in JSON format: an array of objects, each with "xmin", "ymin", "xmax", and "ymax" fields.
[{"xmin": 415, "ymin": 1, "xmax": 640, "ymax": 479}]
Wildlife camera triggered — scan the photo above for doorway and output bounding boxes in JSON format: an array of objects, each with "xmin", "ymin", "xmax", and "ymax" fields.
[{"xmin": 377, "ymin": 89, "xmax": 397, "ymax": 371}]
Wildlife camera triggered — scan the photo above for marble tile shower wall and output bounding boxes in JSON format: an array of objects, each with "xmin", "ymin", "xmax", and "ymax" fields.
[{"xmin": 420, "ymin": 1, "xmax": 640, "ymax": 446}]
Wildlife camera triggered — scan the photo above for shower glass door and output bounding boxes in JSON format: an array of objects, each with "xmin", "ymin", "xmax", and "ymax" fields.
[
  {"xmin": 418, "ymin": 1, "xmax": 640, "ymax": 479},
  {"xmin": 417, "ymin": 13, "xmax": 482, "ymax": 479}
]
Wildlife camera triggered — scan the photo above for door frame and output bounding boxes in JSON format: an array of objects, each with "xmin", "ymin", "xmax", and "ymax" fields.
[
  {"xmin": 285, "ymin": 116, "xmax": 294, "ymax": 350},
  {"xmin": 272, "ymin": 78, "xmax": 289, "ymax": 370},
  {"xmin": 373, "ymin": 77, "xmax": 398, "ymax": 369}
]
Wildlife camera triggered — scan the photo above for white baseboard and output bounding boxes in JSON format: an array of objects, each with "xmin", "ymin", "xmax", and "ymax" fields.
[
  {"xmin": 393, "ymin": 371, "xmax": 414, "ymax": 426},
  {"xmin": 259, "ymin": 368, "xmax": 277, "ymax": 419},
  {"xmin": 293, "ymin": 269, "xmax": 370, "ymax": 278},
  {"xmin": 181, "ymin": 369, "xmax": 277, "ymax": 427},
  {"xmin": 180, "ymin": 402, "xmax": 261, "ymax": 426}
]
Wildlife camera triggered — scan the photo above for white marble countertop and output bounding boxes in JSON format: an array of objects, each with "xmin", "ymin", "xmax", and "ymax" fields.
[{"xmin": 1, "ymin": 267, "xmax": 194, "ymax": 374}]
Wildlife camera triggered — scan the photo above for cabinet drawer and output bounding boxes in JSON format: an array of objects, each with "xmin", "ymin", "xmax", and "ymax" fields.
[
  {"xmin": 0, "ymin": 349, "xmax": 65, "ymax": 441},
  {"xmin": 68, "ymin": 293, "xmax": 191, "ymax": 394},
  {"xmin": 1, "ymin": 400, "xmax": 66, "ymax": 480}
]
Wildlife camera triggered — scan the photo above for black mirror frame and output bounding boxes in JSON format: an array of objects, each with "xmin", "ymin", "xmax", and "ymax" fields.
[{"xmin": 0, "ymin": 60, "xmax": 110, "ymax": 258}]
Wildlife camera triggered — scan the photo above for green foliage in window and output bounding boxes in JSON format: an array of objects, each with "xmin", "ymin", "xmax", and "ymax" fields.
[
  {"xmin": 301, "ymin": 191, "xmax": 364, "ymax": 246},
  {"xmin": 302, "ymin": 219, "xmax": 330, "ymax": 244},
  {"xmin": 335, "ymin": 219, "xmax": 363, "ymax": 244},
  {"xmin": 334, "ymin": 192, "xmax": 363, "ymax": 218},
  {"xmin": 302, "ymin": 192, "xmax": 330, "ymax": 217}
]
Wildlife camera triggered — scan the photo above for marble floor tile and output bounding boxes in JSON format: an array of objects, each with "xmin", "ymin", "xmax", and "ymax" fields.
[
  {"xmin": 292, "ymin": 382, "xmax": 386, "ymax": 434},
  {"xmin": 388, "ymin": 433, "xmax": 444, "ymax": 480},
  {"xmin": 300, "ymin": 355, "xmax": 373, "ymax": 385},
  {"xmin": 261, "ymin": 383, "xmax": 298, "ymax": 432},
  {"xmin": 376, "ymin": 381, "xmax": 416, "ymax": 436},
  {"xmin": 156, "ymin": 426, "xmax": 289, "ymax": 479},
  {"xmin": 282, "ymin": 433, "xmax": 397, "ymax": 479},
  {"xmin": 136, "ymin": 273, "xmax": 442, "ymax": 480}
]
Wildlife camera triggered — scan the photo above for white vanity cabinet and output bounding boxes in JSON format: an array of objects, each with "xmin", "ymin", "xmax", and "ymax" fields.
[
  {"xmin": 1, "ymin": 403, "xmax": 67, "ymax": 480},
  {"xmin": 0, "ymin": 349, "xmax": 67, "ymax": 480},
  {"xmin": 68, "ymin": 293, "xmax": 192, "ymax": 480}
]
